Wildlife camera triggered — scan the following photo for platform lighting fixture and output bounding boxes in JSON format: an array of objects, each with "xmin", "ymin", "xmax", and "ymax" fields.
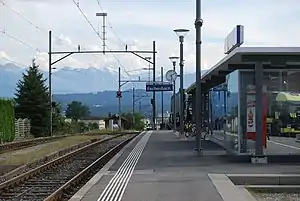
[
  {"xmin": 169, "ymin": 56, "xmax": 179, "ymax": 131},
  {"xmin": 173, "ymin": 28, "xmax": 189, "ymax": 138}
]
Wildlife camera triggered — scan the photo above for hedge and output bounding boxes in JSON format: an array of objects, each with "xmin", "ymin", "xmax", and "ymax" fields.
[{"xmin": 0, "ymin": 99, "xmax": 15, "ymax": 142}]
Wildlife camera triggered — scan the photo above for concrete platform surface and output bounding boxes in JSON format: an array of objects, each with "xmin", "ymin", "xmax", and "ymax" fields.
[{"xmin": 72, "ymin": 130, "xmax": 300, "ymax": 201}]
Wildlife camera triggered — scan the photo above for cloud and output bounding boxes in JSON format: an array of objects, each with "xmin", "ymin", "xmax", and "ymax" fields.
[
  {"xmin": 1, "ymin": 0, "xmax": 300, "ymax": 76},
  {"xmin": 0, "ymin": 51, "xmax": 11, "ymax": 62},
  {"xmin": 54, "ymin": 34, "xmax": 75, "ymax": 48}
]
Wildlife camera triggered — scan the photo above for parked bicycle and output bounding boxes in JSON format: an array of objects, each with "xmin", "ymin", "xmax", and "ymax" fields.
[
  {"xmin": 184, "ymin": 122, "xmax": 196, "ymax": 138},
  {"xmin": 184, "ymin": 122, "xmax": 210, "ymax": 140}
]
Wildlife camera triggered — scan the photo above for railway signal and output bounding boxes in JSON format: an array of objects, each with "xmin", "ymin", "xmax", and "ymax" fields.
[{"xmin": 116, "ymin": 90, "xmax": 122, "ymax": 98}]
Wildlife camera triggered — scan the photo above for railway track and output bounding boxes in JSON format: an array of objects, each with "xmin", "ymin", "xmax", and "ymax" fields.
[
  {"xmin": 0, "ymin": 133, "xmax": 138, "ymax": 201},
  {"xmin": 0, "ymin": 131, "xmax": 139, "ymax": 155},
  {"xmin": 0, "ymin": 136, "xmax": 66, "ymax": 154}
]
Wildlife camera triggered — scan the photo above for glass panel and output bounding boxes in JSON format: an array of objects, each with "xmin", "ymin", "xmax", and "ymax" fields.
[
  {"xmin": 263, "ymin": 70, "xmax": 300, "ymax": 155},
  {"xmin": 210, "ymin": 70, "xmax": 239, "ymax": 154},
  {"xmin": 239, "ymin": 70, "xmax": 255, "ymax": 154},
  {"xmin": 225, "ymin": 70, "xmax": 239, "ymax": 153}
]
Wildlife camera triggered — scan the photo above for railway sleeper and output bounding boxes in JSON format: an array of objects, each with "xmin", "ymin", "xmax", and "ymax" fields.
[
  {"xmin": 22, "ymin": 182, "xmax": 64, "ymax": 187},
  {"xmin": 75, "ymin": 156, "xmax": 103, "ymax": 160},
  {"xmin": 0, "ymin": 137, "xmax": 130, "ymax": 200},
  {"xmin": 0, "ymin": 192, "xmax": 52, "ymax": 200},
  {"xmin": 26, "ymin": 179, "xmax": 63, "ymax": 182},
  {"xmin": 0, "ymin": 190, "xmax": 53, "ymax": 196},
  {"xmin": 30, "ymin": 177, "xmax": 71, "ymax": 182}
]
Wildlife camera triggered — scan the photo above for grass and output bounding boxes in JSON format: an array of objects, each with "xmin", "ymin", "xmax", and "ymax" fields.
[{"xmin": 0, "ymin": 135, "xmax": 102, "ymax": 165}]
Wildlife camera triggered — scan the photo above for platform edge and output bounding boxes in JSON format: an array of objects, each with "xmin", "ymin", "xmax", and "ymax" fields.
[
  {"xmin": 68, "ymin": 132, "xmax": 144, "ymax": 201},
  {"xmin": 208, "ymin": 173, "xmax": 257, "ymax": 201}
]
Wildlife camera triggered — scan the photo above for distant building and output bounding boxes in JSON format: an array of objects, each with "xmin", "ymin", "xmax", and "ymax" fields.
[
  {"xmin": 79, "ymin": 115, "xmax": 128, "ymax": 130},
  {"xmin": 78, "ymin": 116, "xmax": 106, "ymax": 130},
  {"xmin": 156, "ymin": 112, "xmax": 170, "ymax": 124}
]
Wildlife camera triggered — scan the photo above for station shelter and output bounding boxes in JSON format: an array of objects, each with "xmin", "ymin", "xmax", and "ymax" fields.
[{"xmin": 185, "ymin": 46, "xmax": 300, "ymax": 156}]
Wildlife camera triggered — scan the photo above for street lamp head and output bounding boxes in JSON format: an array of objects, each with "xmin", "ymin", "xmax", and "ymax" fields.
[
  {"xmin": 96, "ymin": 12, "xmax": 107, "ymax": 17},
  {"xmin": 169, "ymin": 56, "xmax": 179, "ymax": 62},
  {"xmin": 173, "ymin": 29, "xmax": 190, "ymax": 38},
  {"xmin": 169, "ymin": 56, "xmax": 179, "ymax": 65}
]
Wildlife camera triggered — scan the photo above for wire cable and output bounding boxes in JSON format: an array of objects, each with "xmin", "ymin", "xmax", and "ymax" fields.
[
  {"xmin": 1, "ymin": 29, "xmax": 39, "ymax": 51},
  {"xmin": 95, "ymin": 0, "xmax": 126, "ymax": 46},
  {"xmin": 0, "ymin": 56, "xmax": 27, "ymax": 67},
  {"xmin": 72, "ymin": 0, "xmax": 133, "ymax": 80}
]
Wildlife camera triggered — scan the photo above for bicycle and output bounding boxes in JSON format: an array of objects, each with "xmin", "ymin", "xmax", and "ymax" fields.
[
  {"xmin": 184, "ymin": 123, "xmax": 210, "ymax": 140},
  {"xmin": 184, "ymin": 123, "xmax": 196, "ymax": 138}
]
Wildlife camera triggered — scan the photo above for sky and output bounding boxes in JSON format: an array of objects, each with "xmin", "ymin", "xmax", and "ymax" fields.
[{"xmin": 0, "ymin": 0, "xmax": 300, "ymax": 75}]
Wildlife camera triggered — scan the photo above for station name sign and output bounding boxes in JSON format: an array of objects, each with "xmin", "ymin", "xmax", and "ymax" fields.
[
  {"xmin": 146, "ymin": 82, "xmax": 173, "ymax": 92},
  {"xmin": 224, "ymin": 25, "xmax": 244, "ymax": 54},
  {"xmin": 211, "ymin": 83, "xmax": 228, "ymax": 91}
]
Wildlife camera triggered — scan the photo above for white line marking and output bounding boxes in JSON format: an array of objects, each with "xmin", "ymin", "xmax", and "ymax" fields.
[
  {"xmin": 268, "ymin": 140, "xmax": 300, "ymax": 150},
  {"xmin": 215, "ymin": 131, "xmax": 300, "ymax": 151},
  {"xmin": 68, "ymin": 132, "xmax": 145, "ymax": 201},
  {"xmin": 97, "ymin": 131, "xmax": 152, "ymax": 201},
  {"xmin": 100, "ymin": 133, "xmax": 148, "ymax": 201}
]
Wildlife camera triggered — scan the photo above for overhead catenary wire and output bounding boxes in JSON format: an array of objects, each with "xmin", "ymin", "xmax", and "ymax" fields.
[
  {"xmin": 95, "ymin": 0, "xmax": 126, "ymax": 46},
  {"xmin": 71, "ymin": 0, "xmax": 133, "ymax": 80},
  {"xmin": 0, "ymin": 2, "xmax": 116, "ymax": 91},
  {"xmin": 0, "ymin": 0, "xmax": 78, "ymax": 51},
  {"xmin": 95, "ymin": 0, "xmax": 139, "ymax": 89},
  {"xmin": 0, "ymin": 0, "xmax": 97, "ymax": 70},
  {"xmin": 1, "ymin": 0, "xmax": 140, "ymax": 90},
  {"xmin": 3, "ymin": 0, "xmax": 136, "ymax": 87},
  {"xmin": 0, "ymin": 56, "xmax": 27, "ymax": 67},
  {"xmin": 0, "ymin": 0, "xmax": 45, "ymax": 33},
  {"xmin": 1, "ymin": 30, "xmax": 40, "ymax": 52}
]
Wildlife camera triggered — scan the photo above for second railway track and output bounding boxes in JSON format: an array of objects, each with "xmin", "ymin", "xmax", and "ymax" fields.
[{"xmin": 0, "ymin": 133, "xmax": 138, "ymax": 201}]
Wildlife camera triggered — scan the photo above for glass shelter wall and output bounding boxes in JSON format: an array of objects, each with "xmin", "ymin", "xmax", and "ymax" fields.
[
  {"xmin": 239, "ymin": 69, "xmax": 300, "ymax": 155},
  {"xmin": 210, "ymin": 70, "xmax": 239, "ymax": 132},
  {"xmin": 209, "ymin": 70, "xmax": 240, "ymax": 154},
  {"xmin": 264, "ymin": 71, "xmax": 300, "ymax": 137}
]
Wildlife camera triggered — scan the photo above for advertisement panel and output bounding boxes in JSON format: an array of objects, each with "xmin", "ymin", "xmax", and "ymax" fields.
[{"xmin": 246, "ymin": 85, "xmax": 267, "ymax": 148}]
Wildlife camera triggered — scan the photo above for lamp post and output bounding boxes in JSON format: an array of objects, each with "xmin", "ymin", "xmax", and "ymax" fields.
[
  {"xmin": 195, "ymin": 0, "xmax": 203, "ymax": 156},
  {"xmin": 169, "ymin": 56, "xmax": 179, "ymax": 131},
  {"xmin": 174, "ymin": 29, "xmax": 189, "ymax": 137}
]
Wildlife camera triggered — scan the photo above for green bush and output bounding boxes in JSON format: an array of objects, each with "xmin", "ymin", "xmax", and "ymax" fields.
[{"xmin": 0, "ymin": 99, "xmax": 15, "ymax": 142}]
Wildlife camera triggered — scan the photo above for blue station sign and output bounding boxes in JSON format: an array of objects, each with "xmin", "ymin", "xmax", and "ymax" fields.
[
  {"xmin": 212, "ymin": 83, "xmax": 228, "ymax": 91},
  {"xmin": 146, "ymin": 82, "xmax": 173, "ymax": 92}
]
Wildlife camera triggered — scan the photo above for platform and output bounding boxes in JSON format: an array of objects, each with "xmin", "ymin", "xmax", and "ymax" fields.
[
  {"xmin": 211, "ymin": 130, "xmax": 300, "ymax": 155},
  {"xmin": 70, "ymin": 130, "xmax": 300, "ymax": 201}
]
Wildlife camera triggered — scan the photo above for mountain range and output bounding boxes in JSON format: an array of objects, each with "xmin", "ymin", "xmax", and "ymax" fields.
[{"xmin": 0, "ymin": 63, "xmax": 203, "ymax": 116}]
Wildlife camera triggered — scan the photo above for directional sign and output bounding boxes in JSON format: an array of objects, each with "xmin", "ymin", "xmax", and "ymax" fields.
[
  {"xmin": 212, "ymin": 83, "xmax": 228, "ymax": 91},
  {"xmin": 146, "ymin": 82, "xmax": 173, "ymax": 92}
]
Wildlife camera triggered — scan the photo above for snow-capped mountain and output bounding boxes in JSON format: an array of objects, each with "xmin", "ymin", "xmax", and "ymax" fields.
[{"xmin": 0, "ymin": 62, "xmax": 200, "ymax": 98}]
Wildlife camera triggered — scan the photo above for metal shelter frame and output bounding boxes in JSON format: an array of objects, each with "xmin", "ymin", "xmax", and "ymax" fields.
[{"xmin": 186, "ymin": 46, "xmax": 300, "ymax": 156}]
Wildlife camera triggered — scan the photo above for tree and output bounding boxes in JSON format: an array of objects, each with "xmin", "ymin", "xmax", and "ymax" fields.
[
  {"xmin": 65, "ymin": 101, "xmax": 90, "ymax": 121},
  {"xmin": 122, "ymin": 112, "xmax": 145, "ymax": 130},
  {"xmin": 52, "ymin": 102, "xmax": 65, "ymax": 134},
  {"xmin": 0, "ymin": 99, "xmax": 15, "ymax": 142},
  {"xmin": 14, "ymin": 59, "xmax": 50, "ymax": 137}
]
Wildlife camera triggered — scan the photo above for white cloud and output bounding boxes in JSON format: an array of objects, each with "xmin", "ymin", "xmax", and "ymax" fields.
[
  {"xmin": 54, "ymin": 34, "xmax": 75, "ymax": 48},
  {"xmin": 0, "ymin": 51, "xmax": 11, "ymax": 63},
  {"xmin": 0, "ymin": 0, "xmax": 300, "ymax": 75}
]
